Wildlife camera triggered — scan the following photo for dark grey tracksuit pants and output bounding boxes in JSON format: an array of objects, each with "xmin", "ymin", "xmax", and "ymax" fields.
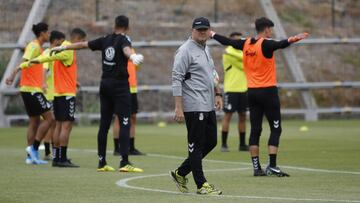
[{"xmin": 177, "ymin": 111, "xmax": 217, "ymax": 189}]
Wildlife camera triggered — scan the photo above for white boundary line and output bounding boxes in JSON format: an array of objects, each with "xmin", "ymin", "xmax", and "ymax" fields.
[
  {"xmin": 69, "ymin": 148, "xmax": 360, "ymax": 201},
  {"xmin": 115, "ymin": 168, "xmax": 360, "ymax": 202},
  {"xmin": 9, "ymin": 147, "xmax": 359, "ymax": 201},
  {"xmin": 147, "ymin": 153, "xmax": 360, "ymax": 175},
  {"xmin": 68, "ymin": 148, "xmax": 360, "ymax": 175}
]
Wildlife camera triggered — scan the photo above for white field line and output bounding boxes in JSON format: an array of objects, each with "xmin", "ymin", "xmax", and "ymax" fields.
[
  {"xmin": 115, "ymin": 169, "xmax": 360, "ymax": 203},
  {"xmin": 68, "ymin": 148, "xmax": 360, "ymax": 175},
  {"xmin": 6, "ymin": 147, "xmax": 359, "ymax": 201},
  {"xmin": 147, "ymin": 153, "xmax": 360, "ymax": 175}
]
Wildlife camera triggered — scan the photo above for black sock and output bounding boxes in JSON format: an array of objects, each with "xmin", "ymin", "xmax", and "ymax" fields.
[
  {"xmin": 130, "ymin": 138, "xmax": 135, "ymax": 151},
  {"xmin": 60, "ymin": 146, "xmax": 67, "ymax": 162},
  {"xmin": 221, "ymin": 131, "xmax": 228, "ymax": 147},
  {"xmin": 53, "ymin": 147, "xmax": 59, "ymax": 162},
  {"xmin": 269, "ymin": 154, "xmax": 277, "ymax": 167},
  {"xmin": 239, "ymin": 132, "xmax": 246, "ymax": 146},
  {"xmin": 120, "ymin": 155, "xmax": 129, "ymax": 167},
  {"xmin": 44, "ymin": 142, "xmax": 51, "ymax": 156},
  {"xmin": 98, "ymin": 155, "xmax": 107, "ymax": 168},
  {"xmin": 251, "ymin": 156, "xmax": 261, "ymax": 170},
  {"xmin": 114, "ymin": 138, "xmax": 119, "ymax": 151},
  {"xmin": 33, "ymin": 140, "xmax": 41, "ymax": 151}
]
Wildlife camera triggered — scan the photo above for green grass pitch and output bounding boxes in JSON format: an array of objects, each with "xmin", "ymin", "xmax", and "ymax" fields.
[{"xmin": 0, "ymin": 120, "xmax": 359, "ymax": 203}]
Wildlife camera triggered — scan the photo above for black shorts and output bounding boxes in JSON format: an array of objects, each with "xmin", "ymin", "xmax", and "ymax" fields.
[
  {"xmin": 130, "ymin": 93, "xmax": 138, "ymax": 114},
  {"xmin": 53, "ymin": 96, "xmax": 76, "ymax": 121},
  {"xmin": 223, "ymin": 92, "xmax": 248, "ymax": 113},
  {"xmin": 100, "ymin": 79, "xmax": 131, "ymax": 117},
  {"xmin": 21, "ymin": 92, "xmax": 51, "ymax": 117}
]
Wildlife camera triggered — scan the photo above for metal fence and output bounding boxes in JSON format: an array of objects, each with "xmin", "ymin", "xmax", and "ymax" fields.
[
  {"xmin": 1, "ymin": 37, "xmax": 360, "ymax": 126},
  {"xmin": 1, "ymin": 81, "xmax": 360, "ymax": 126}
]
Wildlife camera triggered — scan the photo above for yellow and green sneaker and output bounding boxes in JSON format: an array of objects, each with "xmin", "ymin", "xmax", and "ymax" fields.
[
  {"xmin": 97, "ymin": 165, "xmax": 115, "ymax": 172},
  {"xmin": 119, "ymin": 164, "xmax": 144, "ymax": 172},
  {"xmin": 197, "ymin": 182, "xmax": 222, "ymax": 195},
  {"xmin": 169, "ymin": 170, "xmax": 188, "ymax": 193}
]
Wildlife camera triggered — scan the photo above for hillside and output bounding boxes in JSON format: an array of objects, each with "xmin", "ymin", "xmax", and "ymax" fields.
[{"xmin": 1, "ymin": 0, "xmax": 359, "ymax": 115}]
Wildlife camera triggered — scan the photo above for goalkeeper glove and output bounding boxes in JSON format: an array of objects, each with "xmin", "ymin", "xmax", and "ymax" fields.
[{"xmin": 130, "ymin": 54, "xmax": 144, "ymax": 65}]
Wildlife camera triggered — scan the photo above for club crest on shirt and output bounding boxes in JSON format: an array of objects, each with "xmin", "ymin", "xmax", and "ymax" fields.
[{"xmin": 105, "ymin": 46, "xmax": 115, "ymax": 61}]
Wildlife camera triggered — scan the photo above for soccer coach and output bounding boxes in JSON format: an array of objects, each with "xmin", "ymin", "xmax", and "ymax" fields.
[{"xmin": 170, "ymin": 17, "xmax": 223, "ymax": 195}]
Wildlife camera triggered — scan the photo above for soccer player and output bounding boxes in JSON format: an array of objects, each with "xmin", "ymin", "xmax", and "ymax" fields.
[
  {"xmin": 220, "ymin": 32, "xmax": 249, "ymax": 152},
  {"xmin": 51, "ymin": 15, "xmax": 144, "ymax": 172},
  {"xmin": 42, "ymin": 30, "xmax": 66, "ymax": 160},
  {"xmin": 6, "ymin": 22, "xmax": 53, "ymax": 165},
  {"xmin": 211, "ymin": 17, "xmax": 308, "ymax": 177},
  {"xmin": 113, "ymin": 48, "xmax": 145, "ymax": 156},
  {"xmin": 170, "ymin": 17, "xmax": 223, "ymax": 195},
  {"xmin": 29, "ymin": 28, "xmax": 87, "ymax": 167}
]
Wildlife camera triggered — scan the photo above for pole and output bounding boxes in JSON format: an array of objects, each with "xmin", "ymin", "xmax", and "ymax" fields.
[
  {"xmin": 96, "ymin": 0, "xmax": 100, "ymax": 21},
  {"xmin": 214, "ymin": 0, "xmax": 218, "ymax": 23},
  {"xmin": 331, "ymin": 0, "xmax": 335, "ymax": 31}
]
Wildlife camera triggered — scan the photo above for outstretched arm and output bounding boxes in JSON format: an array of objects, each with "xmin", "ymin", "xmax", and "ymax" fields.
[
  {"xmin": 264, "ymin": 32, "xmax": 309, "ymax": 51},
  {"xmin": 288, "ymin": 32, "xmax": 309, "ymax": 44},
  {"xmin": 51, "ymin": 42, "xmax": 89, "ymax": 53},
  {"xmin": 5, "ymin": 67, "xmax": 21, "ymax": 85},
  {"xmin": 262, "ymin": 39, "xmax": 291, "ymax": 58},
  {"xmin": 262, "ymin": 32, "xmax": 309, "ymax": 58},
  {"xmin": 30, "ymin": 49, "xmax": 73, "ymax": 66},
  {"xmin": 210, "ymin": 31, "xmax": 246, "ymax": 50},
  {"xmin": 5, "ymin": 58, "xmax": 38, "ymax": 85}
]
